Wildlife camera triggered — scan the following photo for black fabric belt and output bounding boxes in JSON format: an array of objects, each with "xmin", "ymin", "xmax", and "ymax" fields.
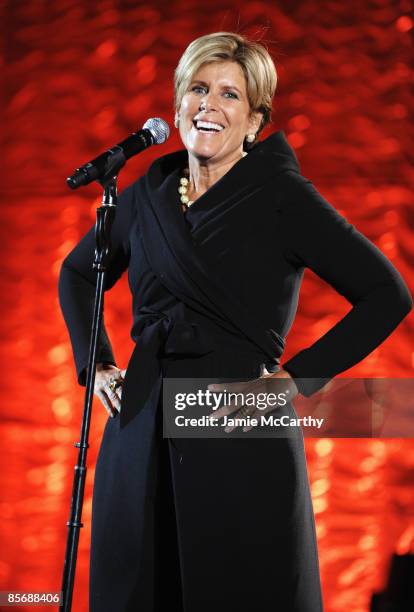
[{"xmin": 120, "ymin": 309, "xmax": 284, "ymax": 429}]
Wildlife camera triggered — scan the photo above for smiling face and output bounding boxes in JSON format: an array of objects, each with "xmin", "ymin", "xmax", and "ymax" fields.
[{"xmin": 176, "ymin": 61, "xmax": 262, "ymax": 164}]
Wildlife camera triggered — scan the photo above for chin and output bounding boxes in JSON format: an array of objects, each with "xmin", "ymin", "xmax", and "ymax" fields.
[{"xmin": 188, "ymin": 146, "xmax": 218, "ymax": 161}]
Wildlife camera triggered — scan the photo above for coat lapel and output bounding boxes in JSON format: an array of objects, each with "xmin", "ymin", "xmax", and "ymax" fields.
[{"xmin": 134, "ymin": 132, "xmax": 300, "ymax": 363}]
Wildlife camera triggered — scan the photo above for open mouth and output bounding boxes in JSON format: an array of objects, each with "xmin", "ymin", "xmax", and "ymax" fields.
[{"xmin": 193, "ymin": 119, "xmax": 225, "ymax": 133}]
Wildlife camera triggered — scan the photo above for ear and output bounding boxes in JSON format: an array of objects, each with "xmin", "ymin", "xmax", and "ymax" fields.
[{"xmin": 247, "ymin": 110, "xmax": 263, "ymax": 135}]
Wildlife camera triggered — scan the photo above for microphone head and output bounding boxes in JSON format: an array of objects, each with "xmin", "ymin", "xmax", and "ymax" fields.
[{"xmin": 143, "ymin": 117, "xmax": 170, "ymax": 144}]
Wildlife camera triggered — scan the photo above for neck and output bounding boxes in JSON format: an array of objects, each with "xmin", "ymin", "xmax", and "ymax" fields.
[{"xmin": 186, "ymin": 150, "xmax": 246, "ymax": 197}]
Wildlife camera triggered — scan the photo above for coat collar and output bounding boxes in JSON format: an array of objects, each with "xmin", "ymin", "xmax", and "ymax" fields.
[
  {"xmin": 146, "ymin": 129, "xmax": 300, "ymax": 195},
  {"xmin": 143, "ymin": 130, "xmax": 300, "ymax": 231}
]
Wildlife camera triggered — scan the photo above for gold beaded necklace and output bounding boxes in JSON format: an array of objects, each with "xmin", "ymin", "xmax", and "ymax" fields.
[
  {"xmin": 178, "ymin": 172, "xmax": 193, "ymax": 208},
  {"xmin": 178, "ymin": 152, "xmax": 248, "ymax": 209}
]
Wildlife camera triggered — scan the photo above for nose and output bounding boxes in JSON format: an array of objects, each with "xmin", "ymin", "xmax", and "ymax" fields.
[{"xmin": 199, "ymin": 92, "xmax": 217, "ymax": 112}]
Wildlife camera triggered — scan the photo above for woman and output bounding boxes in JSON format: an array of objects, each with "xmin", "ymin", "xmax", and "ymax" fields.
[{"xmin": 59, "ymin": 32, "xmax": 412, "ymax": 612}]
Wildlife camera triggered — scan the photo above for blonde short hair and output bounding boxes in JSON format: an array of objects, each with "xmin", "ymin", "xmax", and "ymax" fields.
[{"xmin": 174, "ymin": 32, "xmax": 278, "ymax": 148}]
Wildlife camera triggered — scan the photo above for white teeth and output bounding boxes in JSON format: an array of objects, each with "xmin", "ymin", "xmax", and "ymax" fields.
[{"xmin": 195, "ymin": 120, "xmax": 224, "ymax": 132}]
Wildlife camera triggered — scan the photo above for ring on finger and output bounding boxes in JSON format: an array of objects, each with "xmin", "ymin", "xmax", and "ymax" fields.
[
  {"xmin": 108, "ymin": 376, "xmax": 123, "ymax": 393},
  {"xmin": 238, "ymin": 405, "xmax": 254, "ymax": 417}
]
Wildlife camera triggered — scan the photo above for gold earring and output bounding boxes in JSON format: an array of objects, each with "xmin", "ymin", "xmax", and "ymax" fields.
[
  {"xmin": 174, "ymin": 114, "xmax": 180, "ymax": 128},
  {"xmin": 246, "ymin": 133, "xmax": 255, "ymax": 143}
]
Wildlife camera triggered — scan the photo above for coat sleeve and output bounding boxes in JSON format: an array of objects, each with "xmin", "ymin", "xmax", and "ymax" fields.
[
  {"xmin": 279, "ymin": 171, "xmax": 413, "ymax": 397},
  {"xmin": 58, "ymin": 183, "xmax": 136, "ymax": 386}
]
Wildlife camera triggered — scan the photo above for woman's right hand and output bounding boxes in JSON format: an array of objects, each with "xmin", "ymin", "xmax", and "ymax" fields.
[{"xmin": 94, "ymin": 363, "xmax": 126, "ymax": 418}]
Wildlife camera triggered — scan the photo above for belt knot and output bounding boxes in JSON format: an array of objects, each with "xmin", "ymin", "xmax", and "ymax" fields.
[{"xmin": 120, "ymin": 311, "xmax": 213, "ymax": 428}]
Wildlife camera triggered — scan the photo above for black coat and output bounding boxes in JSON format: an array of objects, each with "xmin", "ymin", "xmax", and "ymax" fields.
[{"xmin": 59, "ymin": 131, "xmax": 412, "ymax": 612}]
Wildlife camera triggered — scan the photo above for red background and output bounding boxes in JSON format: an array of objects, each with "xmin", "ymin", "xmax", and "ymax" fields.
[{"xmin": 1, "ymin": 1, "xmax": 413, "ymax": 611}]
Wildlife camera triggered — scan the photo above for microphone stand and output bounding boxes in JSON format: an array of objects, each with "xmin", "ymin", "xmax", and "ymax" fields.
[{"xmin": 60, "ymin": 149, "xmax": 126, "ymax": 611}]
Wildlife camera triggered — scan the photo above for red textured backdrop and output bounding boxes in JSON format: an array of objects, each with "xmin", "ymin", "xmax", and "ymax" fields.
[{"xmin": 2, "ymin": 1, "xmax": 413, "ymax": 611}]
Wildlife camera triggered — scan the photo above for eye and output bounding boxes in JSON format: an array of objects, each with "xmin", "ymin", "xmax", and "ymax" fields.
[
  {"xmin": 223, "ymin": 91, "xmax": 238, "ymax": 99},
  {"xmin": 191, "ymin": 85, "xmax": 207, "ymax": 94}
]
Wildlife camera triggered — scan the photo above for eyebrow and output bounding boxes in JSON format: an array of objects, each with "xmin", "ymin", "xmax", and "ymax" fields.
[{"xmin": 190, "ymin": 79, "xmax": 243, "ymax": 95}]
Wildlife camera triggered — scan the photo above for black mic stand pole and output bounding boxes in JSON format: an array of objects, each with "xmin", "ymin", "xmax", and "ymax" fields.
[{"xmin": 59, "ymin": 149, "xmax": 126, "ymax": 611}]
